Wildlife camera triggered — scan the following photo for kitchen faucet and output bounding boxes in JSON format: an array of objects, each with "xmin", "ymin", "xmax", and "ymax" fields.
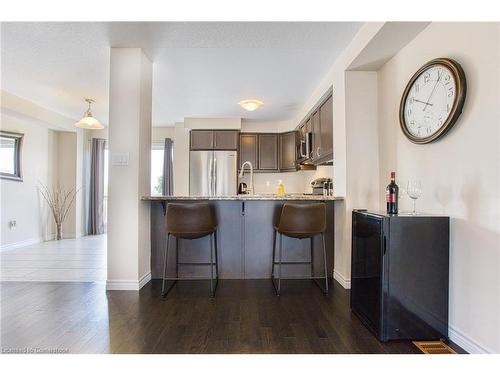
[{"xmin": 238, "ymin": 161, "xmax": 254, "ymax": 195}]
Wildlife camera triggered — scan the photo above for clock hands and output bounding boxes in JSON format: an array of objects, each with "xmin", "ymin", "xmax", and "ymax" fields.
[
  {"xmin": 423, "ymin": 70, "xmax": 441, "ymax": 111},
  {"xmin": 413, "ymin": 99, "xmax": 433, "ymax": 106}
]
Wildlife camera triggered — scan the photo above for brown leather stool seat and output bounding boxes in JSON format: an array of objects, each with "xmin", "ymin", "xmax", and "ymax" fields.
[
  {"xmin": 161, "ymin": 203, "xmax": 219, "ymax": 298},
  {"xmin": 272, "ymin": 203, "xmax": 328, "ymax": 296},
  {"xmin": 167, "ymin": 203, "xmax": 216, "ymax": 239}
]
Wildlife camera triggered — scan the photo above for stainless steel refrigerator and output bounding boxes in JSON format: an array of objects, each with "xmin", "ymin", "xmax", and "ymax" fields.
[{"xmin": 189, "ymin": 150, "xmax": 237, "ymax": 196}]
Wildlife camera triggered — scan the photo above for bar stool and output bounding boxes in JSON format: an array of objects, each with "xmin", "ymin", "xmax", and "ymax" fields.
[
  {"xmin": 161, "ymin": 203, "xmax": 219, "ymax": 298},
  {"xmin": 272, "ymin": 203, "xmax": 328, "ymax": 296}
]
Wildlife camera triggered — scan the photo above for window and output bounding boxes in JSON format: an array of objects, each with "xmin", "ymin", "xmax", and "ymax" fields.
[
  {"xmin": 151, "ymin": 143, "xmax": 165, "ymax": 195},
  {"xmin": 0, "ymin": 131, "xmax": 23, "ymax": 181}
]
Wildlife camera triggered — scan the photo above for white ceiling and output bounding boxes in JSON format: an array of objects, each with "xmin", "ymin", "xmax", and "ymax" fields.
[{"xmin": 1, "ymin": 22, "xmax": 361, "ymax": 126}]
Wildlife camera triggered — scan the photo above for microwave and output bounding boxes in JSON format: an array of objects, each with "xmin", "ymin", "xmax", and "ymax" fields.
[{"xmin": 297, "ymin": 131, "xmax": 313, "ymax": 162}]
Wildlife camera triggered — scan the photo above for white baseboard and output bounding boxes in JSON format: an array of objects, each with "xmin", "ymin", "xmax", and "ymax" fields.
[
  {"xmin": 448, "ymin": 324, "xmax": 493, "ymax": 354},
  {"xmin": 333, "ymin": 269, "xmax": 351, "ymax": 289},
  {"xmin": 106, "ymin": 280, "xmax": 140, "ymax": 290},
  {"xmin": 106, "ymin": 272, "xmax": 152, "ymax": 291},
  {"xmin": 1, "ymin": 237, "xmax": 43, "ymax": 251}
]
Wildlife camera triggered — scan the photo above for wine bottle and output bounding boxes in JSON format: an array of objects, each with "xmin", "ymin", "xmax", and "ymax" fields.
[{"xmin": 386, "ymin": 171, "xmax": 399, "ymax": 214}]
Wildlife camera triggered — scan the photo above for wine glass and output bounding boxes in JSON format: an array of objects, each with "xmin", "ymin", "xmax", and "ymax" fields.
[{"xmin": 406, "ymin": 180, "xmax": 422, "ymax": 215}]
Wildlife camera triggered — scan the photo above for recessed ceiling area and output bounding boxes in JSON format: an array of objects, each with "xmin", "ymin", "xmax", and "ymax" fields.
[{"xmin": 1, "ymin": 22, "xmax": 362, "ymax": 126}]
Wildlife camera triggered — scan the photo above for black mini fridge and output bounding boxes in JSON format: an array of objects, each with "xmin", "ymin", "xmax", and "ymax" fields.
[{"xmin": 351, "ymin": 210, "xmax": 449, "ymax": 342}]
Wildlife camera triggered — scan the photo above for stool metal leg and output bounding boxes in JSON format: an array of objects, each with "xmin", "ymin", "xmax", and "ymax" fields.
[
  {"xmin": 271, "ymin": 232, "xmax": 283, "ymax": 296},
  {"xmin": 213, "ymin": 230, "xmax": 219, "ymax": 295},
  {"xmin": 209, "ymin": 233, "xmax": 214, "ymax": 298},
  {"xmin": 271, "ymin": 229, "xmax": 277, "ymax": 278},
  {"xmin": 310, "ymin": 237, "xmax": 314, "ymax": 278},
  {"xmin": 277, "ymin": 233, "xmax": 282, "ymax": 296},
  {"xmin": 214, "ymin": 230, "xmax": 219, "ymax": 278},
  {"xmin": 162, "ymin": 234, "xmax": 178, "ymax": 298},
  {"xmin": 321, "ymin": 232, "xmax": 329, "ymax": 295},
  {"xmin": 162, "ymin": 233, "xmax": 173, "ymax": 297},
  {"xmin": 175, "ymin": 236, "xmax": 179, "ymax": 278}
]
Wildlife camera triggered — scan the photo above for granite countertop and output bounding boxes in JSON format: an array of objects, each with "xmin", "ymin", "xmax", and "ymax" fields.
[{"xmin": 141, "ymin": 194, "xmax": 342, "ymax": 201}]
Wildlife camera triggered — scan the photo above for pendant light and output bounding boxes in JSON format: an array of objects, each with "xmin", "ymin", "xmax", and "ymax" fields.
[{"xmin": 74, "ymin": 99, "xmax": 104, "ymax": 129}]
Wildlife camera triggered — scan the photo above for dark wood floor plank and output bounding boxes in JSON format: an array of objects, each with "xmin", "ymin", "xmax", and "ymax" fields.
[{"xmin": 0, "ymin": 279, "xmax": 463, "ymax": 354}]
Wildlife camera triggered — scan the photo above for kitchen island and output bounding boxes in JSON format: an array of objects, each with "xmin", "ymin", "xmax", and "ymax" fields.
[{"xmin": 142, "ymin": 195, "xmax": 341, "ymax": 280}]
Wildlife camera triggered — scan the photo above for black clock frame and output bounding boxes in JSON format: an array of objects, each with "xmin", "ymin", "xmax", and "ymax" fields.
[{"xmin": 399, "ymin": 58, "xmax": 467, "ymax": 144}]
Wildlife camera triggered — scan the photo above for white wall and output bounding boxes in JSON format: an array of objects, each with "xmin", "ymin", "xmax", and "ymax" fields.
[
  {"xmin": 1, "ymin": 90, "xmax": 77, "ymax": 132},
  {"xmin": 241, "ymin": 120, "xmax": 294, "ymax": 133},
  {"xmin": 74, "ymin": 128, "xmax": 89, "ymax": 238},
  {"xmin": 173, "ymin": 122, "xmax": 189, "ymax": 195},
  {"xmin": 377, "ymin": 22, "xmax": 500, "ymax": 354},
  {"xmin": 1, "ymin": 92, "xmax": 82, "ymax": 247},
  {"xmin": 1, "ymin": 114, "xmax": 56, "ymax": 248},
  {"xmin": 56, "ymin": 131, "xmax": 77, "ymax": 238},
  {"xmin": 185, "ymin": 117, "xmax": 241, "ymax": 130},
  {"xmin": 89, "ymin": 126, "xmax": 174, "ymax": 144},
  {"xmin": 238, "ymin": 170, "xmax": 313, "ymax": 194},
  {"xmin": 152, "ymin": 127, "xmax": 174, "ymax": 143}
]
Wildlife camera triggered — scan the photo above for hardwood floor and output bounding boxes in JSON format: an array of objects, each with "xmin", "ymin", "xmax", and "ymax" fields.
[
  {"xmin": 0, "ymin": 279, "xmax": 464, "ymax": 354},
  {"xmin": 0, "ymin": 235, "xmax": 106, "ymax": 282}
]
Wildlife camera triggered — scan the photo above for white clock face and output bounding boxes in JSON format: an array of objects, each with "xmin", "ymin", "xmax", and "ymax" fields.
[{"xmin": 403, "ymin": 64, "xmax": 457, "ymax": 139}]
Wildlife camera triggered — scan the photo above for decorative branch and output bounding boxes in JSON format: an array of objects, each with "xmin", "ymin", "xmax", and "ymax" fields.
[{"xmin": 38, "ymin": 182, "xmax": 79, "ymax": 240}]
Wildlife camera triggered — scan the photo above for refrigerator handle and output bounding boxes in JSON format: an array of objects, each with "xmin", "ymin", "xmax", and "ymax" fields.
[
  {"xmin": 214, "ymin": 157, "xmax": 217, "ymax": 195},
  {"xmin": 208, "ymin": 156, "xmax": 214, "ymax": 195}
]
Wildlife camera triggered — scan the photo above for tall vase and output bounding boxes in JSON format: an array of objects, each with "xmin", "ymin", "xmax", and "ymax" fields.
[{"xmin": 56, "ymin": 223, "xmax": 62, "ymax": 240}]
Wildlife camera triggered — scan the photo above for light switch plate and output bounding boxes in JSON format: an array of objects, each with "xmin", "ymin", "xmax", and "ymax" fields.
[{"xmin": 111, "ymin": 153, "xmax": 130, "ymax": 166}]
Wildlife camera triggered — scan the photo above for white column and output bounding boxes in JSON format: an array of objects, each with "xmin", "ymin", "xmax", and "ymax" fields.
[
  {"xmin": 173, "ymin": 122, "xmax": 189, "ymax": 195},
  {"xmin": 107, "ymin": 48, "xmax": 152, "ymax": 290},
  {"xmin": 75, "ymin": 128, "xmax": 87, "ymax": 238}
]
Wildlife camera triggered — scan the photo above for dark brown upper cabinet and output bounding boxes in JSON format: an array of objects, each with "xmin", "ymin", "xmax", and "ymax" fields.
[
  {"xmin": 214, "ymin": 130, "xmax": 239, "ymax": 150},
  {"xmin": 316, "ymin": 94, "xmax": 333, "ymax": 164},
  {"xmin": 311, "ymin": 110, "xmax": 321, "ymax": 162},
  {"xmin": 279, "ymin": 131, "xmax": 298, "ymax": 172},
  {"xmin": 190, "ymin": 130, "xmax": 214, "ymax": 150},
  {"xmin": 298, "ymin": 91, "xmax": 333, "ymax": 165},
  {"xmin": 258, "ymin": 134, "xmax": 279, "ymax": 171},
  {"xmin": 239, "ymin": 133, "xmax": 258, "ymax": 169},
  {"xmin": 239, "ymin": 133, "xmax": 279, "ymax": 172},
  {"xmin": 190, "ymin": 130, "xmax": 239, "ymax": 150}
]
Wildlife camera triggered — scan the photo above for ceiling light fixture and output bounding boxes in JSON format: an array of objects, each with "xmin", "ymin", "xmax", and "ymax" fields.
[
  {"xmin": 238, "ymin": 99, "xmax": 264, "ymax": 112},
  {"xmin": 75, "ymin": 99, "xmax": 104, "ymax": 129}
]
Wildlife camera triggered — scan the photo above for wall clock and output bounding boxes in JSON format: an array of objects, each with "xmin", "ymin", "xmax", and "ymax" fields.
[{"xmin": 399, "ymin": 58, "xmax": 466, "ymax": 144}]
